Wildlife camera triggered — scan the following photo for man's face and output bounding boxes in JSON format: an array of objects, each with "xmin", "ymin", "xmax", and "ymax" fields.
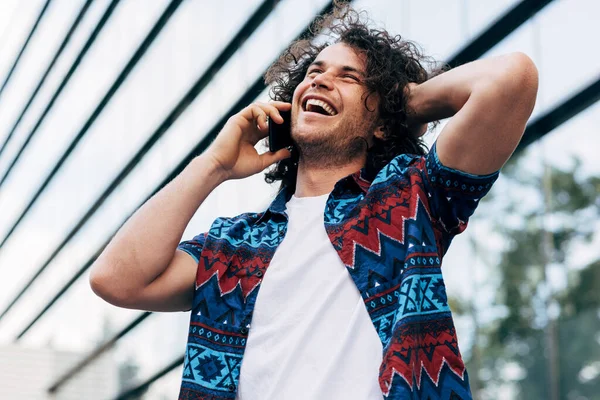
[{"xmin": 290, "ymin": 43, "xmax": 381, "ymax": 167}]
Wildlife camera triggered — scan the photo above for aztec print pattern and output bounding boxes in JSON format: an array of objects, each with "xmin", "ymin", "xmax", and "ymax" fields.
[
  {"xmin": 176, "ymin": 142, "xmax": 499, "ymax": 399},
  {"xmin": 179, "ymin": 318, "xmax": 245, "ymax": 399}
]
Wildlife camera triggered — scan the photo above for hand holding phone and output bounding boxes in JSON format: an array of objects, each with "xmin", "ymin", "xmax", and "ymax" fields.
[{"xmin": 205, "ymin": 102, "xmax": 291, "ymax": 181}]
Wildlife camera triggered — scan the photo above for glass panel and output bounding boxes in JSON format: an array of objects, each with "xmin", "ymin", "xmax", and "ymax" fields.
[
  {"xmin": 0, "ymin": 0, "xmax": 114, "ymax": 177},
  {"xmin": 0, "ymin": 1, "xmax": 85, "ymax": 138},
  {"xmin": 0, "ymin": 0, "xmax": 266, "ymax": 335},
  {"xmin": 352, "ymin": 0, "xmax": 521, "ymax": 60},
  {"xmin": 0, "ymin": 0, "xmax": 45, "ymax": 84},
  {"xmin": 0, "ymin": 0, "xmax": 172, "ymax": 242},
  {"xmin": 485, "ymin": 0, "xmax": 600, "ymax": 120}
]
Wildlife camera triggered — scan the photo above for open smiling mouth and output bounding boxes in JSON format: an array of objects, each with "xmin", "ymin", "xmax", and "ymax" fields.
[{"xmin": 303, "ymin": 98, "xmax": 338, "ymax": 116}]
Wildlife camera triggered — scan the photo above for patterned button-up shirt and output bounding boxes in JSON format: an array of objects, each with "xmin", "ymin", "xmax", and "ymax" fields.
[{"xmin": 176, "ymin": 142, "xmax": 499, "ymax": 399}]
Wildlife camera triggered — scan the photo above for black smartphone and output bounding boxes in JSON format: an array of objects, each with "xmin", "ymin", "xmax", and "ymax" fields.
[{"xmin": 268, "ymin": 109, "xmax": 292, "ymax": 152}]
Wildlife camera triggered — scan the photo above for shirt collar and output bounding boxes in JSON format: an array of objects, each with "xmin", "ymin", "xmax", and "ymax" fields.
[
  {"xmin": 350, "ymin": 166, "xmax": 372, "ymax": 194},
  {"xmin": 256, "ymin": 186, "xmax": 291, "ymax": 224},
  {"xmin": 257, "ymin": 165, "xmax": 373, "ymax": 223}
]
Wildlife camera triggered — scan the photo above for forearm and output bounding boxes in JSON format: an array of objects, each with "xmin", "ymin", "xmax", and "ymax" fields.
[
  {"xmin": 407, "ymin": 52, "xmax": 525, "ymax": 123},
  {"xmin": 90, "ymin": 154, "xmax": 226, "ymax": 291}
]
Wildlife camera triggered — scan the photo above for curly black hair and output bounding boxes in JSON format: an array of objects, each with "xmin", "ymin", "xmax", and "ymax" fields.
[{"xmin": 264, "ymin": 1, "xmax": 447, "ymax": 192}]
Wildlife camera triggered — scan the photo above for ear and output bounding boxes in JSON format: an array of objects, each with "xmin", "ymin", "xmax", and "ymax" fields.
[{"xmin": 373, "ymin": 125, "xmax": 385, "ymax": 140}]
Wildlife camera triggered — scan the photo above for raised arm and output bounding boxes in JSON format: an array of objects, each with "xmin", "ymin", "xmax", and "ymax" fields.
[
  {"xmin": 89, "ymin": 102, "xmax": 291, "ymax": 312},
  {"xmin": 406, "ymin": 52, "xmax": 539, "ymax": 175}
]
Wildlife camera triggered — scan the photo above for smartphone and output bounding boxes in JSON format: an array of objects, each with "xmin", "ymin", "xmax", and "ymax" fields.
[{"xmin": 268, "ymin": 109, "xmax": 292, "ymax": 152}]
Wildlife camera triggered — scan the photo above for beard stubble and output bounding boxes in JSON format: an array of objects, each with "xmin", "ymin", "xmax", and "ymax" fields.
[{"xmin": 291, "ymin": 116, "xmax": 377, "ymax": 170}]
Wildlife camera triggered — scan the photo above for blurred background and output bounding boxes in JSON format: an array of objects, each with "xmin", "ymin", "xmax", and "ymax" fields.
[{"xmin": 0, "ymin": 0, "xmax": 597, "ymax": 399}]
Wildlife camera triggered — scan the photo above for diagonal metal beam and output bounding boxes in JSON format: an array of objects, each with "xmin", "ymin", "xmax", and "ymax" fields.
[
  {"xmin": 11, "ymin": 0, "xmax": 284, "ymax": 332},
  {"xmin": 517, "ymin": 75, "xmax": 600, "ymax": 152},
  {"xmin": 447, "ymin": 0, "xmax": 554, "ymax": 67},
  {"xmin": 0, "ymin": 0, "xmax": 120, "ymax": 186},
  {"xmin": 0, "ymin": 0, "xmax": 53, "ymax": 104},
  {"xmin": 0, "ymin": 0, "xmax": 95, "ymax": 161},
  {"xmin": 114, "ymin": 354, "xmax": 184, "ymax": 400},
  {"xmin": 47, "ymin": 311, "xmax": 151, "ymax": 393},
  {"xmin": 15, "ymin": 243, "xmax": 105, "ymax": 339},
  {"xmin": 0, "ymin": 0, "xmax": 184, "ymax": 251}
]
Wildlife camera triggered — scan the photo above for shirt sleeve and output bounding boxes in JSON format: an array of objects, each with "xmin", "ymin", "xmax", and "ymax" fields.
[
  {"xmin": 177, "ymin": 232, "xmax": 208, "ymax": 263},
  {"xmin": 421, "ymin": 141, "xmax": 500, "ymax": 236}
]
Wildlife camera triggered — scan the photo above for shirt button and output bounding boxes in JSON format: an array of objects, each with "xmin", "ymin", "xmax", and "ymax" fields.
[
  {"xmin": 279, "ymin": 230, "xmax": 285, "ymax": 236},
  {"xmin": 227, "ymin": 383, "xmax": 236, "ymax": 392},
  {"xmin": 256, "ymin": 270, "xmax": 263, "ymax": 277},
  {"xmin": 240, "ymin": 326, "xmax": 248, "ymax": 334}
]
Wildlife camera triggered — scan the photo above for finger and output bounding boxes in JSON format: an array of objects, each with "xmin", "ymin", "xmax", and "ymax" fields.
[
  {"xmin": 268, "ymin": 100, "xmax": 292, "ymax": 110},
  {"xmin": 256, "ymin": 102, "xmax": 286, "ymax": 124},
  {"xmin": 259, "ymin": 147, "xmax": 292, "ymax": 169},
  {"xmin": 249, "ymin": 106, "xmax": 269, "ymax": 132}
]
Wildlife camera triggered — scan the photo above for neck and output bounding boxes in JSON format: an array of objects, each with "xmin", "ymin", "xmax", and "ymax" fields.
[{"xmin": 293, "ymin": 156, "xmax": 365, "ymax": 197}]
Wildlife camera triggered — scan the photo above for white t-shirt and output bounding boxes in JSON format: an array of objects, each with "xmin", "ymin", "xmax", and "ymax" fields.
[{"xmin": 236, "ymin": 193, "xmax": 383, "ymax": 400}]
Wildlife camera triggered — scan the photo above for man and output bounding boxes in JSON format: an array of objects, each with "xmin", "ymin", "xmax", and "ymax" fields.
[{"xmin": 89, "ymin": 4, "xmax": 538, "ymax": 400}]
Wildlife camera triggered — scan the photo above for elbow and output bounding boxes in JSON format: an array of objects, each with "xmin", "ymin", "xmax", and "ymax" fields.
[
  {"xmin": 498, "ymin": 52, "xmax": 539, "ymax": 103},
  {"xmin": 512, "ymin": 52, "xmax": 539, "ymax": 97},
  {"xmin": 478, "ymin": 52, "xmax": 539, "ymax": 129},
  {"xmin": 89, "ymin": 262, "xmax": 120, "ymax": 305},
  {"xmin": 89, "ymin": 260, "xmax": 139, "ymax": 309}
]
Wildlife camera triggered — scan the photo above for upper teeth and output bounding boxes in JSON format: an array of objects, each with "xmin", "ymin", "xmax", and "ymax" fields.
[{"xmin": 305, "ymin": 98, "xmax": 336, "ymax": 116}]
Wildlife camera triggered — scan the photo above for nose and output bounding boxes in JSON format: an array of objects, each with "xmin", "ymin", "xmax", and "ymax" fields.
[{"xmin": 311, "ymin": 72, "xmax": 333, "ymax": 90}]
